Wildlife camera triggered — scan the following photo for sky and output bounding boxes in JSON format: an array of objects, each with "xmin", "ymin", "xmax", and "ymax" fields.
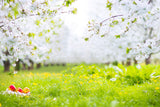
[
  {"xmin": 63, "ymin": 0, "xmax": 107, "ymax": 38},
  {"xmin": 54, "ymin": 0, "xmax": 112, "ymax": 63}
]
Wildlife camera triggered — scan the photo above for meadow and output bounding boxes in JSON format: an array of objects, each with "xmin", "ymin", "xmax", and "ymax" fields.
[{"xmin": 0, "ymin": 64, "xmax": 160, "ymax": 107}]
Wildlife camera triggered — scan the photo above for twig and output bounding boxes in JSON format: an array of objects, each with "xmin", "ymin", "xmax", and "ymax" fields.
[
  {"xmin": 100, "ymin": 15, "xmax": 123, "ymax": 25},
  {"xmin": 2, "ymin": 0, "xmax": 4, "ymax": 6},
  {"xmin": 148, "ymin": 0, "xmax": 153, "ymax": 4}
]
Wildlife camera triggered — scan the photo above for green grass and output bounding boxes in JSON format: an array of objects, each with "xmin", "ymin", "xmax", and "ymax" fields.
[{"xmin": 0, "ymin": 64, "xmax": 160, "ymax": 107}]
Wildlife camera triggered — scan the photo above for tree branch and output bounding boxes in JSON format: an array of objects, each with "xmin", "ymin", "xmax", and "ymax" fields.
[
  {"xmin": 148, "ymin": 0, "xmax": 153, "ymax": 4},
  {"xmin": 100, "ymin": 15, "xmax": 123, "ymax": 25},
  {"xmin": 2, "ymin": 0, "xmax": 4, "ymax": 7}
]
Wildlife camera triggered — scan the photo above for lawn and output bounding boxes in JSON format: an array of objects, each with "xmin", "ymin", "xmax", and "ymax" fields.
[{"xmin": 0, "ymin": 64, "xmax": 160, "ymax": 107}]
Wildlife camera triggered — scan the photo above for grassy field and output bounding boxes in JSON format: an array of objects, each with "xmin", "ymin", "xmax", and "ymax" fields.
[{"xmin": 0, "ymin": 64, "xmax": 160, "ymax": 107}]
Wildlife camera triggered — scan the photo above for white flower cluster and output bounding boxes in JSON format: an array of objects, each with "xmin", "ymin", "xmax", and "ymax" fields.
[
  {"xmin": 0, "ymin": 0, "xmax": 75, "ymax": 66},
  {"xmin": 85, "ymin": 0, "xmax": 160, "ymax": 63}
]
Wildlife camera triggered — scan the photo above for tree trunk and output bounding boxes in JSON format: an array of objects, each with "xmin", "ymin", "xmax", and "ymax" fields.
[
  {"xmin": 122, "ymin": 61, "xmax": 125, "ymax": 65},
  {"xmin": 134, "ymin": 58, "xmax": 138, "ymax": 65},
  {"xmin": 15, "ymin": 60, "xmax": 20, "ymax": 71},
  {"xmin": 105, "ymin": 62, "xmax": 110, "ymax": 65},
  {"xmin": 62, "ymin": 63, "xmax": 66, "ymax": 66},
  {"xmin": 44, "ymin": 64, "xmax": 49, "ymax": 67},
  {"xmin": 3, "ymin": 50, "xmax": 10, "ymax": 72},
  {"xmin": 145, "ymin": 54, "xmax": 152, "ymax": 65},
  {"xmin": 56, "ymin": 63, "xmax": 60, "ymax": 66},
  {"xmin": 3, "ymin": 60, "xmax": 10, "ymax": 72},
  {"xmin": 51, "ymin": 63, "xmax": 55, "ymax": 66},
  {"xmin": 144, "ymin": 27, "xmax": 153, "ymax": 65},
  {"xmin": 36, "ymin": 63, "xmax": 41, "ymax": 69},
  {"xmin": 126, "ymin": 58, "xmax": 131, "ymax": 66},
  {"xmin": 28, "ymin": 59, "xmax": 34, "ymax": 70},
  {"xmin": 22, "ymin": 62, "xmax": 26, "ymax": 70}
]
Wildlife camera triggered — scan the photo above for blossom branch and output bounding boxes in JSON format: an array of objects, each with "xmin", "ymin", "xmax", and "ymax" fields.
[{"xmin": 100, "ymin": 15, "xmax": 123, "ymax": 25}]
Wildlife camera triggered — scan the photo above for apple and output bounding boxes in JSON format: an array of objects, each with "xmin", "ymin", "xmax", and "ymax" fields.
[
  {"xmin": 17, "ymin": 88, "xmax": 23, "ymax": 93},
  {"xmin": 23, "ymin": 87, "xmax": 30, "ymax": 93},
  {"xmin": 9, "ymin": 85, "xmax": 16, "ymax": 91}
]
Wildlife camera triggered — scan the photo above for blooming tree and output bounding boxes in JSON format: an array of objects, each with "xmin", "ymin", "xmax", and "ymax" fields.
[
  {"xmin": 87, "ymin": 0, "xmax": 160, "ymax": 64},
  {"xmin": 0, "ymin": 0, "xmax": 76, "ymax": 71}
]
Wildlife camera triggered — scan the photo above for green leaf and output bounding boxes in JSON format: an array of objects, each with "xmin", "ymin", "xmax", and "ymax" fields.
[
  {"xmin": 132, "ymin": 18, "xmax": 137, "ymax": 23},
  {"xmin": 126, "ymin": 48, "xmax": 131, "ymax": 54},
  {"xmin": 148, "ymin": 11, "xmax": 151, "ymax": 14},
  {"xmin": 133, "ymin": 1, "xmax": 137, "ymax": 5},
  {"xmin": 10, "ymin": 47, "xmax": 14, "ymax": 51},
  {"xmin": 48, "ymin": 49, "xmax": 52, "ymax": 54},
  {"xmin": 33, "ymin": 46, "xmax": 37, "ymax": 50},
  {"xmin": 29, "ymin": 40, "xmax": 32, "ymax": 45},
  {"xmin": 47, "ymin": 29, "xmax": 50, "ymax": 33},
  {"xmin": 39, "ymin": 32, "xmax": 43, "ymax": 37},
  {"xmin": 51, "ymin": 20, "xmax": 55, "ymax": 24},
  {"xmin": 119, "ymin": 46, "xmax": 122, "ymax": 49},
  {"xmin": 8, "ymin": 12, "xmax": 13, "ymax": 19},
  {"xmin": 28, "ymin": 33, "xmax": 35, "ymax": 38},
  {"xmin": 44, "ymin": 1, "xmax": 48, "ymax": 6},
  {"xmin": 101, "ymin": 35, "xmax": 105, "ymax": 37},
  {"xmin": 45, "ymin": 37, "xmax": 50, "ymax": 43},
  {"xmin": 12, "ymin": 3, "xmax": 19, "ymax": 18},
  {"xmin": 7, "ymin": 0, "xmax": 10, "ymax": 3},
  {"xmin": 106, "ymin": 1, "xmax": 113, "ymax": 10},
  {"xmin": 109, "ymin": 24, "xmax": 114, "ymax": 27},
  {"xmin": 35, "ymin": 20, "xmax": 40, "ymax": 26},
  {"xmin": 121, "ymin": 18, "xmax": 125, "ymax": 22},
  {"xmin": 65, "ymin": 0, "xmax": 75, "ymax": 7},
  {"xmin": 72, "ymin": 8, "xmax": 77, "ymax": 14},
  {"xmin": 112, "ymin": 20, "xmax": 119, "ymax": 25},
  {"xmin": 84, "ymin": 38, "xmax": 89, "ymax": 41},
  {"xmin": 115, "ymin": 35, "xmax": 120, "ymax": 38},
  {"xmin": 66, "ymin": 1, "xmax": 71, "ymax": 7},
  {"xmin": 32, "ymin": 0, "xmax": 36, "ymax": 3},
  {"xmin": 46, "ymin": 56, "xmax": 50, "ymax": 59}
]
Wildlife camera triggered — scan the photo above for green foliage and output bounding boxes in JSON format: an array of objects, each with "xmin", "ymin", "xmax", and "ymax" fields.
[
  {"xmin": 45, "ymin": 37, "xmax": 50, "ymax": 43},
  {"xmin": 121, "ymin": 18, "xmax": 125, "ymax": 22},
  {"xmin": 51, "ymin": 20, "xmax": 55, "ymax": 25},
  {"xmin": 115, "ymin": 35, "xmax": 120, "ymax": 38},
  {"xmin": 29, "ymin": 40, "xmax": 32, "ymax": 45},
  {"xmin": 28, "ymin": 33, "xmax": 36, "ymax": 38},
  {"xmin": 48, "ymin": 49, "xmax": 52, "ymax": 54},
  {"xmin": 6, "ymin": 0, "xmax": 15, "ymax": 3},
  {"xmin": 64, "ymin": 0, "xmax": 75, "ymax": 7},
  {"xmin": 32, "ymin": 0, "xmax": 36, "ymax": 3},
  {"xmin": 8, "ymin": 12, "xmax": 13, "ymax": 19},
  {"xmin": 72, "ymin": 8, "xmax": 77, "ymax": 14},
  {"xmin": 12, "ymin": 3, "xmax": 19, "ymax": 18},
  {"xmin": 33, "ymin": 46, "xmax": 37, "ymax": 50},
  {"xmin": 101, "ymin": 35, "xmax": 105, "ymax": 37},
  {"xmin": 133, "ymin": 1, "xmax": 137, "ymax": 5},
  {"xmin": 126, "ymin": 47, "xmax": 131, "ymax": 54},
  {"xmin": 35, "ymin": 20, "xmax": 41, "ymax": 26},
  {"xmin": 106, "ymin": 1, "xmax": 113, "ymax": 10},
  {"xmin": 110, "ymin": 20, "xmax": 119, "ymax": 27},
  {"xmin": 38, "ymin": 32, "xmax": 43, "ymax": 37},
  {"xmin": 0, "ymin": 64, "xmax": 160, "ymax": 107},
  {"xmin": 112, "ymin": 20, "xmax": 119, "ymax": 25},
  {"xmin": 84, "ymin": 38, "xmax": 89, "ymax": 41},
  {"xmin": 132, "ymin": 18, "xmax": 137, "ymax": 23}
]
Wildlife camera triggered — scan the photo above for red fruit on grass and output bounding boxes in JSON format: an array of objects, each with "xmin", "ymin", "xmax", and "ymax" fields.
[
  {"xmin": 9, "ymin": 85, "xmax": 16, "ymax": 91},
  {"xmin": 23, "ymin": 87, "xmax": 30, "ymax": 93},
  {"xmin": 17, "ymin": 88, "xmax": 23, "ymax": 93}
]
